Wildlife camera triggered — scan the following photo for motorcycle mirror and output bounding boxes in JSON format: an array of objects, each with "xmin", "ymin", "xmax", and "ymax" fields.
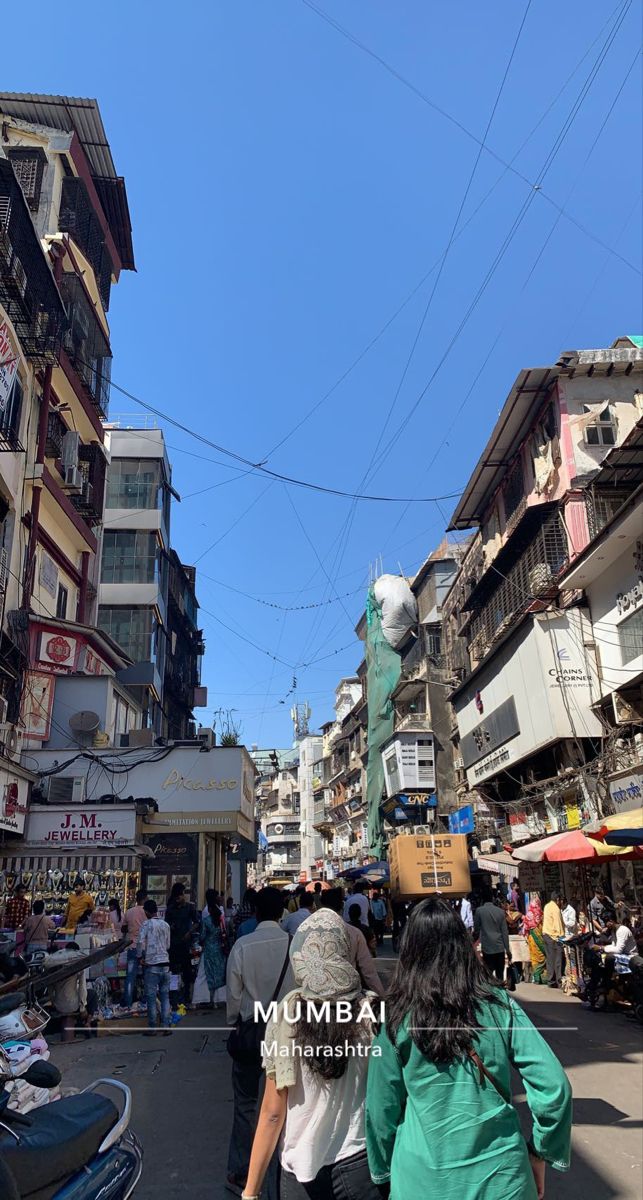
[{"xmin": 22, "ymin": 1061, "xmax": 62, "ymax": 1089}]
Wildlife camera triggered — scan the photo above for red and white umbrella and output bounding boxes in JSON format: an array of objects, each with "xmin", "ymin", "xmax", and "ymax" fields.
[{"xmin": 512, "ymin": 828, "xmax": 643, "ymax": 863}]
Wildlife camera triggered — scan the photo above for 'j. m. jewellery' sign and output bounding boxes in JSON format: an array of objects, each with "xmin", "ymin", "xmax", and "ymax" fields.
[{"xmin": 26, "ymin": 806, "xmax": 136, "ymax": 846}]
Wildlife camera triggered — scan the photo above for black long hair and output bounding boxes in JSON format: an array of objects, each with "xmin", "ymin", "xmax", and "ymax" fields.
[
  {"xmin": 295, "ymin": 993, "xmax": 372, "ymax": 1081},
  {"xmin": 386, "ymin": 896, "xmax": 505, "ymax": 1063}
]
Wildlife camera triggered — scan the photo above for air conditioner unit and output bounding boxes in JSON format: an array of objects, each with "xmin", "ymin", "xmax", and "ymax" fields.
[
  {"xmin": 0, "ymin": 548, "xmax": 8, "ymax": 594},
  {"xmin": 634, "ymin": 732, "xmax": 643, "ymax": 761},
  {"xmin": 126, "ymin": 727, "xmax": 155, "ymax": 749},
  {"xmin": 198, "ymin": 727, "xmax": 215, "ymax": 750},
  {"xmin": 82, "ymin": 481, "xmax": 93, "ymax": 506},
  {"xmin": 61, "ymin": 430, "xmax": 80, "ymax": 468},
  {"xmin": 63, "ymin": 465, "xmax": 83, "ymax": 493},
  {"xmin": 529, "ymin": 563, "xmax": 554, "ymax": 596},
  {"xmin": 42, "ymin": 774, "xmax": 86, "ymax": 804}
]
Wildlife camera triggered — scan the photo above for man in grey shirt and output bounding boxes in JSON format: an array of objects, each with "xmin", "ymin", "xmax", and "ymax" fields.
[{"xmin": 473, "ymin": 889, "xmax": 511, "ymax": 982}]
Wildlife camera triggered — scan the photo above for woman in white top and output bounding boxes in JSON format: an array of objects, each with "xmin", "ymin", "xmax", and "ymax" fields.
[{"xmin": 242, "ymin": 908, "xmax": 381, "ymax": 1200}]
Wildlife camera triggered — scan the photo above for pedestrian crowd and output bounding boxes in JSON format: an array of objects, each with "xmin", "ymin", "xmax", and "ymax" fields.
[
  {"xmin": 112, "ymin": 875, "xmax": 642, "ymax": 1198},
  {"xmin": 214, "ymin": 882, "xmax": 572, "ymax": 1200}
]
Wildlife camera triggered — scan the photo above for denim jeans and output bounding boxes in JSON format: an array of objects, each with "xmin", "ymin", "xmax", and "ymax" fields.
[
  {"xmin": 227, "ymin": 1061, "xmax": 280, "ymax": 1200},
  {"xmin": 281, "ymin": 1150, "xmax": 383, "ymax": 1200},
  {"xmin": 123, "ymin": 948, "xmax": 140, "ymax": 1008},
  {"xmin": 144, "ymin": 964, "xmax": 171, "ymax": 1028}
]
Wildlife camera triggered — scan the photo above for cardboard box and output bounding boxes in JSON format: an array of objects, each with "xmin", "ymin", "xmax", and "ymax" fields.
[{"xmin": 389, "ymin": 833, "xmax": 471, "ymax": 899}]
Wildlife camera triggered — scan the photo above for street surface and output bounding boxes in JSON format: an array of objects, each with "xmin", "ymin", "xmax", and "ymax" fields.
[{"xmin": 51, "ymin": 952, "xmax": 643, "ymax": 1199}]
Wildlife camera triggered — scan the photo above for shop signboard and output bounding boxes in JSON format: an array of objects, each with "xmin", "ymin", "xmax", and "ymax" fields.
[
  {"xmin": 21, "ymin": 672, "xmax": 55, "ymax": 740},
  {"xmin": 141, "ymin": 832, "xmax": 198, "ymax": 872},
  {"xmin": 32, "ymin": 746, "xmax": 255, "ymax": 833},
  {"xmin": 455, "ymin": 612, "xmax": 602, "ymax": 787},
  {"xmin": 26, "ymin": 805, "xmax": 137, "ymax": 847},
  {"xmin": 608, "ymin": 765, "xmax": 643, "ymax": 814},
  {"xmin": 448, "ymin": 804, "xmax": 474, "ymax": 834},
  {"xmin": 38, "ymin": 631, "xmax": 79, "ymax": 672},
  {"xmin": 517, "ymin": 861, "xmax": 544, "ymax": 891},
  {"xmin": 39, "ymin": 552, "xmax": 59, "ymax": 599},
  {"xmin": 0, "ymin": 772, "xmax": 30, "ymax": 835}
]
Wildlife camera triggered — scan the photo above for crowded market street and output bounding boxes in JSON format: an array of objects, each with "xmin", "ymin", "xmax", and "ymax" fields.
[{"xmin": 50, "ymin": 954, "xmax": 643, "ymax": 1200}]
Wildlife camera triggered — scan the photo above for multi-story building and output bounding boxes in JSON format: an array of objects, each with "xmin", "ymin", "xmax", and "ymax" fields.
[
  {"xmin": 0, "ymin": 93, "xmax": 134, "ymax": 842},
  {"xmin": 250, "ymin": 746, "xmax": 301, "ymax": 882},
  {"xmin": 97, "ymin": 425, "xmax": 205, "ymax": 737},
  {"xmin": 442, "ymin": 337, "xmax": 643, "ymax": 853},
  {"xmin": 558, "ymin": 418, "xmax": 643, "ymax": 827},
  {"xmin": 298, "ymin": 732, "xmax": 323, "ymax": 879}
]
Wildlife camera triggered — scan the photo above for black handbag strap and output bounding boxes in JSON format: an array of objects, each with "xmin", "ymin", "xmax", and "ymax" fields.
[
  {"xmin": 270, "ymin": 934, "xmax": 292, "ymax": 1005},
  {"xmin": 468, "ymin": 1049, "xmax": 511, "ymax": 1105}
]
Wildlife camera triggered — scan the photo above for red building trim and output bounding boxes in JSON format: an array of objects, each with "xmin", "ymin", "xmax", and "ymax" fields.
[
  {"xmin": 42, "ymin": 467, "xmax": 97, "ymax": 553},
  {"xmin": 68, "ymin": 132, "xmax": 122, "ymax": 278},
  {"xmin": 56, "ymin": 351, "xmax": 105, "ymax": 441}
]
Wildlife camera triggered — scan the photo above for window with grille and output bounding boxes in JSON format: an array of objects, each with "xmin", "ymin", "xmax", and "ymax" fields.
[
  {"xmin": 7, "ymin": 148, "xmax": 47, "ymax": 212},
  {"xmin": 503, "ymin": 456, "xmax": 524, "ymax": 521},
  {"xmin": 618, "ymin": 608, "xmax": 643, "ymax": 665},
  {"xmin": 584, "ymin": 405, "xmax": 615, "ymax": 446},
  {"xmin": 424, "ymin": 623, "xmax": 442, "ymax": 658},
  {"xmin": 100, "ymin": 531, "xmax": 158, "ymax": 584}
]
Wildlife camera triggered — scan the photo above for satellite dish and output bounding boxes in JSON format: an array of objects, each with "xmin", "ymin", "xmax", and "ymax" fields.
[{"xmin": 69, "ymin": 710, "xmax": 100, "ymax": 734}]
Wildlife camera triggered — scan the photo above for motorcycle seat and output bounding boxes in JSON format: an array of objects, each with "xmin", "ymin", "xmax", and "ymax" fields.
[
  {"xmin": 0, "ymin": 993, "xmax": 26, "ymax": 1016},
  {"xmin": 0, "ymin": 1092, "xmax": 118, "ymax": 1197}
]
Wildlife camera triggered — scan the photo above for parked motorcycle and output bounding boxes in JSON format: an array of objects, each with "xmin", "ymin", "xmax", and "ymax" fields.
[{"xmin": 0, "ymin": 993, "xmax": 143, "ymax": 1199}]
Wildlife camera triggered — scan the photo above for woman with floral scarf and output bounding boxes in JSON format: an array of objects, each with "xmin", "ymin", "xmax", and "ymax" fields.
[
  {"xmin": 241, "ymin": 907, "xmax": 381, "ymax": 1200},
  {"xmin": 523, "ymin": 897, "xmax": 547, "ymax": 984}
]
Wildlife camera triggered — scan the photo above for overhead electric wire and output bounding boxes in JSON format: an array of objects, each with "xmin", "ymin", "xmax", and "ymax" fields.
[
  {"xmin": 196, "ymin": 570, "xmax": 362, "ymax": 611},
  {"xmin": 380, "ymin": 39, "xmax": 641, "ymax": 553},
  {"xmin": 291, "ymin": 0, "xmax": 578, "ymax": 668},
  {"xmin": 298, "ymin": 0, "xmax": 640, "ymax": 275},
  {"xmin": 101, "ymin": 373, "xmax": 464, "ymax": 504},
  {"xmin": 361, "ymin": 0, "xmax": 633, "ymax": 488}
]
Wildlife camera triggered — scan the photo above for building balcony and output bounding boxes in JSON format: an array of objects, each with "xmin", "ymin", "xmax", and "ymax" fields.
[
  {"xmin": 585, "ymin": 487, "xmax": 632, "ymax": 541},
  {"xmin": 0, "ymin": 159, "xmax": 65, "ymax": 365},
  {"xmin": 394, "ymin": 711, "xmax": 432, "ymax": 734},
  {"xmin": 58, "ymin": 177, "xmax": 113, "ymax": 311},
  {"xmin": 68, "ymin": 442, "xmax": 107, "ymax": 526},
  {"xmin": 468, "ymin": 509, "xmax": 569, "ymax": 666},
  {"xmin": 58, "ymin": 272, "xmax": 112, "ymax": 416},
  {"xmin": 45, "ymin": 409, "xmax": 67, "ymax": 460}
]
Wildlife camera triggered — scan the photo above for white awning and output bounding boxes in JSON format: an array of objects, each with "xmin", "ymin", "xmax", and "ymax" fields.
[{"xmin": 474, "ymin": 851, "xmax": 517, "ymax": 880}]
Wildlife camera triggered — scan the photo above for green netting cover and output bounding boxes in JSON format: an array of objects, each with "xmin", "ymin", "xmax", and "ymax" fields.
[{"xmin": 365, "ymin": 585, "xmax": 401, "ymax": 857}]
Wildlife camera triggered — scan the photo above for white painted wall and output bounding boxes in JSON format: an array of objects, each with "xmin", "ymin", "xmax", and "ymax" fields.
[
  {"xmin": 298, "ymin": 734, "xmax": 323, "ymax": 875},
  {"xmin": 454, "ymin": 610, "xmax": 603, "ymax": 786},
  {"xmin": 584, "ymin": 536, "xmax": 643, "ymax": 701}
]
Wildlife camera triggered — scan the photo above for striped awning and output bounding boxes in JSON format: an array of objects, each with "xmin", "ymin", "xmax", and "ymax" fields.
[{"xmin": 0, "ymin": 848, "xmax": 144, "ymax": 872}]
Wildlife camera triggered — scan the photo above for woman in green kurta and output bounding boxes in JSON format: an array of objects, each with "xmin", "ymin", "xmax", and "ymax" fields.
[{"xmin": 366, "ymin": 898, "xmax": 572, "ymax": 1200}]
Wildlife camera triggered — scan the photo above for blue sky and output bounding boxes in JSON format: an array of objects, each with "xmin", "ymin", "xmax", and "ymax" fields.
[{"xmin": 6, "ymin": 0, "xmax": 641, "ymax": 746}]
